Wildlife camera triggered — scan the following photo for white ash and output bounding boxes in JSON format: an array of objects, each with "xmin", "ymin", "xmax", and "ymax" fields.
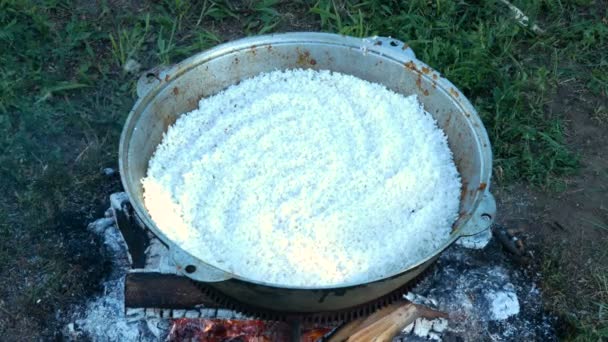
[
  {"xmin": 487, "ymin": 287, "xmax": 520, "ymax": 320},
  {"xmin": 142, "ymin": 69, "xmax": 461, "ymax": 287},
  {"xmin": 63, "ymin": 217, "xmax": 161, "ymax": 342},
  {"xmin": 402, "ymin": 317, "xmax": 447, "ymax": 341},
  {"xmin": 398, "ymin": 244, "xmax": 556, "ymax": 341},
  {"xmin": 401, "ymin": 293, "xmax": 448, "ymax": 340}
]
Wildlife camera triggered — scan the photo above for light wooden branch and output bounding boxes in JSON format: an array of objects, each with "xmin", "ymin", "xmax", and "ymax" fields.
[
  {"xmin": 327, "ymin": 301, "xmax": 448, "ymax": 342},
  {"xmin": 499, "ymin": 0, "xmax": 545, "ymax": 35}
]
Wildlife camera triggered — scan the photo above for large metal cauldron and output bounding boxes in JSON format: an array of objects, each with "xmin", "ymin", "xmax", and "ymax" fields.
[{"xmin": 119, "ymin": 32, "xmax": 496, "ymax": 314}]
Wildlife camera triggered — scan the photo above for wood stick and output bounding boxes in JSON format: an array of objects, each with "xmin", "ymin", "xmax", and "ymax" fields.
[
  {"xmin": 492, "ymin": 226, "xmax": 530, "ymax": 264},
  {"xmin": 498, "ymin": 0, "xmax": 545, "ymax": 34},
  {"xmin": 325, "ymin": 318, "xmax": 365, "ymax": 342},
  {"xmin": 492, "ymin": 226, "xmax": 523, "ymax": 256},
  {"xmin": 413, "ymin": 304, "xmax": 449, "ymax": 320},
  {"xmin": 329, "ymin": 301, "xmax": 448, "ymax": 342},
  {"xmin": 348, "ymin": 303, "xmax": 419, "ymax": 342},
  {"xmin": 356, "ymin": 302, "xmax": 407, "ymax": 331},
  {"xmin": 327, "ymin": 302, "xmax": 406, "ymax": 342}
]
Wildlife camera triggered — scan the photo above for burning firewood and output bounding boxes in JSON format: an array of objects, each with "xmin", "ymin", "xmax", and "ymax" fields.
[
  {"xmin": 165, "ymin": 319, "xmax": 291, "ymax": 341},
  {"xmin": 163, "ymin": 301, "xmax": 447, "ymax": 342}
]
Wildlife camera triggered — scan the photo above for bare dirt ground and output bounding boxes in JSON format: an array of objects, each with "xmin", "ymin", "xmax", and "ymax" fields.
[{"xmin": 495, "ymin": 84, "xmax": 608, "ymax": 337}]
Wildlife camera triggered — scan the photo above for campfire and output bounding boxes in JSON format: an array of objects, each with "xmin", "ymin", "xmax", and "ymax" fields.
[
  {"xmin": 164, "ymin": 301, "xmax": 447, "ymax": 341},
  {"xmin": 65, "ymin": 191, "xmax": 551, "ymax": 341}
]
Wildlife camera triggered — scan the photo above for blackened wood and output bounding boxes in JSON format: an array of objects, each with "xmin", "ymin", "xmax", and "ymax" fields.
[
  {"xmin": 125, "ymin": 272, "xmax": 219, "ymax": 309},
  {"xmin": 113, "ymin": 199, "xmax": 149, "ymax": 268}
]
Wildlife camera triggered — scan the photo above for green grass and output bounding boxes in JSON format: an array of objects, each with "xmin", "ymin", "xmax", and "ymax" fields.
[
  {"xmin": 109, "ymin": 14, "xmax": 151, "ymax": 67},
  {"xmin": 0, "ymin": 0, "xmax": 606, "ymax": 339}
]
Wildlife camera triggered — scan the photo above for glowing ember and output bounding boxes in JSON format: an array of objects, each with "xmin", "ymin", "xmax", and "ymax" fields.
[
  {"xmin": 166, "ymin": 319, "xmax": 290, "ymax": 341},
  {"xmin": 166, "ymin": 318, "xmax": 334, "ymax": 341}
]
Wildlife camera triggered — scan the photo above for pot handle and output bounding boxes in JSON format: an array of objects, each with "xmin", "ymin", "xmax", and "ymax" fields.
[
  {"xmin": 171, "ymin": 247, "xmax": 233, "ymax": 282},
  {"xmin": 136, "ymin": 65, "xmax": 175, "ymax": 99},
  {"xmin": 458, "ymin": 192, "xmax": 496, "ymax": 237},
  {"xmin": 364, "ymin": 36, "xmax": 416, "ymax": 61}
]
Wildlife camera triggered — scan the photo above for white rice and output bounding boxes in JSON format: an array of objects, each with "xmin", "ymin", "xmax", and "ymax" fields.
[{"xmin": 142, "ymin": 69, "xmax": 461, "ymax": 287}]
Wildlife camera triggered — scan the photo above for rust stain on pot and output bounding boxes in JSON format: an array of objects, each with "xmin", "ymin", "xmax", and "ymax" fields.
[
  {"xmin": 478, "ymin": 182, "xmax": 487, "ymax": 191},
  {"xmin": 460, "ymin": 181, "xmax": 468, "ymax": 201},
  {"xmin": 172, "ymin": 87, "xmax": 179, "ymax": 96},
  {"xmin": 456, "ymin": 212, "xmax": 468, "ymax": 229},
  {"xmin": 403, "ymin": 61, "xmax": 417, "ymax": 71},
  {"xmin": 432, "ymin": 74, "xmax": 438, "ymax": 80},
  {"xmin": 297, "ymin": 49, "xmax": 310, "ymax": 63},
  {"xmin": 445, "ymin": 112, "xmax": 452, "ymax": 126},
  {"xmin": 416, "ymin": 74, "xmax": 430, "ymax": 96},
  {"xmin": 296, "ymin": 48, "xmax": 316, "ymax": 66},
  {"xmin": 163, "ymin": 115, "xmax": 177, "ymax": 128},
  {"xmin": 249, "ymin": 45, "xmax": 257, "ymax": 55},
  {"xmin": 449, "ymin": 88, "xmax": 459, "ymax": 97},
  {"xmin": 164, "ymin": 74, "xmax": 171, "ymax": 82},
  {"xmin": 421, "ymin": 66, "xmax": 431, "ymax": 74},
  {"xmin": 452, "ymin": 214, "xmax": 466, "ymax": 232}
]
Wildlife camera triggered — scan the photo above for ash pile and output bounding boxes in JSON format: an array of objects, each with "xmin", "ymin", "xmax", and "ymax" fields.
[
  {"xmin": 62, "ymin": 192, "xmax": 556, "ymax": 341},
  {"xmin": 399, "ymin": 243, "xmax": 556, "ymax": 341}
]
